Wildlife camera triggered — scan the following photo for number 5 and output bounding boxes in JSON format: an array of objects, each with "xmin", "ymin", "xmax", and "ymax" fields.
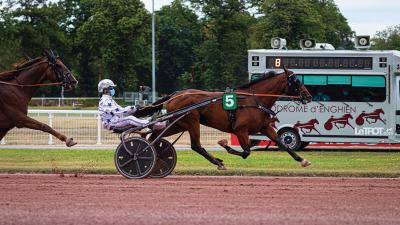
[{"xmin": 225, "ymin": 95, "xmax": 234, "ymax": 107}]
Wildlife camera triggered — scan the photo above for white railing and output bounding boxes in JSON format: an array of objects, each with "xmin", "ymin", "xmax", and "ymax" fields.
[{"xmin": 0, "ymin": 110, "xmax": 230, "ymax": 146}]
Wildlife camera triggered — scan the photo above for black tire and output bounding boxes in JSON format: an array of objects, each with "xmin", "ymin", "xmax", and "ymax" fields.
[
  {"xmin": 115, "ymin": 137, "xmax": 157, "ymax": 179},
  {"xmin": 300, "ymin": 141, "xmax": 310, "ymax": 150},
  {"xmin": 277, "ymin": 128, "xmax": 301, "ymax": 151},
  {"xmin": 150, "ymin": 139, "xmax": 177, "ymax": 178}
]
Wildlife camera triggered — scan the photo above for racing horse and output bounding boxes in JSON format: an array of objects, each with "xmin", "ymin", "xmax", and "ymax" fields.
[
  {"xmin": 0, "ymin": 50, "xmax": 78, "ymax": 146},
  {"xmin": 150, "ymin": 68, "xmax": 312, "ymax": 170}
]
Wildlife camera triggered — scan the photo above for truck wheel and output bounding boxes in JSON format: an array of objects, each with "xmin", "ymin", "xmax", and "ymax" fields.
[{"xmin": 277, "ymin": 128, "xmax": 301, "ymax": 151}]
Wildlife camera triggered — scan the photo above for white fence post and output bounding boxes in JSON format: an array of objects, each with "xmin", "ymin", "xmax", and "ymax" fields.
[
  {"xmin": 97, "ymin": 113, "xmax": 102, "ymax": 145},
  {"xmin": 1, "ymin": 138, "xmax": 5, "ymax": 145},
  {"xmin": 48, "ymin": 112, "xmax": 54, "ymax": 145}
]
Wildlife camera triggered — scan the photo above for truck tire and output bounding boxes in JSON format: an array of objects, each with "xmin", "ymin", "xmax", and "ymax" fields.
[{"xmin": 277, "ymin": 128, "xmax": 301, "ymax": 151}]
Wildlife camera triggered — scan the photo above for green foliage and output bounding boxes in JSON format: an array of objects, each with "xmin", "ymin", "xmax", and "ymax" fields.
[
  {"xmin": 188, "ymin": 0, "xmax": 254, "ymax": 90},
  {"xmin": 311, "ymin": 0, "xmax": 354, "ymax": 49},
  {"xmin": 0, "ymin": 0, "xmax": 358, "ymax": 96},
  {"xmin": 252, "ymin": 0, "xmax": 353, "ymax": 49},
  {"xmin": 0, "ymin": 0, "xmax": 74, "ymax": 96},
  {"xmin": 372, "ymin": 25, "xmax": 400, "ymax": 50},
  {"xmin": 75, "ymin": 0, "xmax": 151, "ymax": 95},
  {"xmin": 156, "ymin": 0, "xmax": 201, "ymax": 94}
]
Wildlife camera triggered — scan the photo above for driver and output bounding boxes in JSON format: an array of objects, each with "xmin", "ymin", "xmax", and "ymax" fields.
[{"xmin": 98, "ymin": 79, "xmax": 166, "ymax": 131}]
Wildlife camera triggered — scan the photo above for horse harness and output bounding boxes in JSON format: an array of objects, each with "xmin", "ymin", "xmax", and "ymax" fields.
[
  {"xmin": 225, "ymin": 88, "xmax": 276, "ymax": 132},
  {"xmin": 225, "ymin": 71, "xmax": 308, "ymax": 131}
]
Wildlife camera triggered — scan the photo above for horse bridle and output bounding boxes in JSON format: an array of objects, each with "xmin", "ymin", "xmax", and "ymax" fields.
[
  {"xmin": 287, "ymin": 72, "xmax": 308, "ymax": 104},
  {"xmin": 0, "ymin": 51, "xmax": 72, "ymax": 88},
  {"xmin": 46, "ymin": 50, "xmax": 74, "ymax": 89}
]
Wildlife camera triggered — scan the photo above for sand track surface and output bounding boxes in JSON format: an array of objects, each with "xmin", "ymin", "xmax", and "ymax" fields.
[{"xmin": 0, "ymin": 174, "xmax": 399, "ymax": 225}]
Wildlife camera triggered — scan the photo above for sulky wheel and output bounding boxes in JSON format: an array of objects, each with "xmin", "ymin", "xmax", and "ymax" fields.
[
  {"xmin": 115, "ymin": 137, "xmax": 157, "ymax": 179},
  {"xmin": 150, "ymin": 138, "xmax": 177, "ymax": 178}
]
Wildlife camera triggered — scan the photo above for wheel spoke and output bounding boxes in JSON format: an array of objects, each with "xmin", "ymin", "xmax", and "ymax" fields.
[
  {"xmin": 157, "ymin": 158, "xmax": 170, "ymax": 170},
  {"xmin": 135, "ymin": 160, "xmax": 142, "ymax": 176},
  {"xmin": 137, "ymin": 145, "xmax": 151, "ymax": 156},
  {"xmin": 124, "ymin": 148, "xmax": 134, "ymax": 156},
  {"xmin": 158, "ymin": 147, "xmax": 172, "ymax": 158},
  {"xmin": 137, "ymin": 156, "xmax": 154, "ymax": 160},
  {"xmin": 120, "ymin": 158, "xmax": 134, "ymax": 168},
  {"xmin": 134, "ymin": 142, "xmax": 141, "ymax": 154}
]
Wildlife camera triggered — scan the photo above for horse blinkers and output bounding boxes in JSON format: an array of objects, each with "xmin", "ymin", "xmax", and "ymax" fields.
[
  {"xmin": 45, "ymin": 50, "xmax": 77, "ymax": 90},
  {"xmin": 287, "ymin": 73, "xmax": 310, "ymax": 104}
]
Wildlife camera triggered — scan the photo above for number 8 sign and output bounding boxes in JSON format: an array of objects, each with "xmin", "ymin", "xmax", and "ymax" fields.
[{"xmin": 223, "ymin": 93, "xmax": 237, "ymax": 110}]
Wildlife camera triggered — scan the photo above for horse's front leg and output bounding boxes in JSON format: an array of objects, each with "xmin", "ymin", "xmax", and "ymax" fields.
[
  {"xmin": 15, "ymin": 115, "xmax": 77, "ymax": 147},
  {"xmin": 313, "ymin": 128, "xmax": 321, "ymax": 134},
  {"xmin": 218, "ymin": 130, "xmax": 251, "ymax": 159},
  {"xmin": 262, "ymin": 125, "xmax": 311, "ymax": 167},
  {"xmin": 347, "ymin": 122, "xmax": 354, "ymax": 129}
]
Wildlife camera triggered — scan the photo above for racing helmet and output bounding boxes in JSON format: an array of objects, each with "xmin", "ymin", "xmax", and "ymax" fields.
[{"xmin": 98, "ymin": 79, "xmax": 117, "ymax": 93}]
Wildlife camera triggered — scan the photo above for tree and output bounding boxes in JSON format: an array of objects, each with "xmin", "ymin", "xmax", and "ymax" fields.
[
  {"xmin": 156, "ymin": 0, "xmax": 201, "ymax": 94},
  {"xmin": 187, "ymin": 0, "xmax": 254, "ymax": 90},
  {"xmin": 372, "ymin": 25, "xmax": 400, "ymax": 50},
  {"xmin": 75, "ymin": 0, "xmax": 151, "ymax": 96},
  {"xmin": 251, "ymin": 0, "xmax": 353, "ymax": 49},
  {"xmin": 0, "ymin": 4, "xmax": 21, "ymax": 70},
  {"xmin": 0, "ymin": 0, "xmax": 74, "ymax": 96},
  {"xmin": 311, "ymin": 0, "xmax": 353, "ymax": 49}
]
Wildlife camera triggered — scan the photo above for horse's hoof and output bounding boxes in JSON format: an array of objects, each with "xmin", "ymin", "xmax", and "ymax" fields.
[
  {"xmin": 218, "ymin": 139, "xmax": 228, "ymax": 147},
  {"xmin": 66, "ymin": 138, "xmax": 77, "ymax": 147},
  {"xmin": 241, "ymin": 151, "xmax": 250, "ymax": 159},
  {"xmin": 218, "ymin": 165, "xmax": 227, "ymax": 170},
  {"xmin": 216, "ymin": 158, "xmax": 224, "ymax": 163},
  {"xmin": 301, "ymin": 159, "xmax": 311, "ymax": 167}
]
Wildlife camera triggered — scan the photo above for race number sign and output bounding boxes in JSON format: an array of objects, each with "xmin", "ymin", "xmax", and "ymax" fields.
[{"xmin": 223, "ymin": 93, "xmax": 237, "ymax": 110}]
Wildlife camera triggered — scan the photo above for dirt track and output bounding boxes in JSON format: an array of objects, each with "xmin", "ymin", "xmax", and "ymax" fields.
[{"xmin": 0, "ymin": 174, "xmax": 399, "ymax": 225}]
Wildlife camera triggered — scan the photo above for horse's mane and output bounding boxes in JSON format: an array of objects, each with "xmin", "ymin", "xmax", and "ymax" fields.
[
  {"xmin": 14, "ymin": 57, "xmax": 43, "ymax": 70},
  {"xmin": 0, "ymin": 70, "xmax": 17, "ymax": 81},
  {"xmin": 0, "ymin": 57, "xmax": 43, "ymax": 81},
  {"xmin": 237, "ymin": 71, "xmax": 282, "ymax": 89}
]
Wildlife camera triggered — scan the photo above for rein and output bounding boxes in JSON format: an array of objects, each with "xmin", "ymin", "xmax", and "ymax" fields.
[
  {"xmin": 0, "ymin": 80, "xmax": 63, "ymax": 87},
  {"xmin": 163, "ymin": 91, "xmax": 300, "ymax": 105},
  {"xmin": 0, "ymin": 58, "xmax": 62, "ymax": 88},
  {"xmin": 150, "ymin": 91, "xmax": 301, "ymax": 109}
]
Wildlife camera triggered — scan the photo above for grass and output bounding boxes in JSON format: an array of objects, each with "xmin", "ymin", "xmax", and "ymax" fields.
[{"xmin": 0, "ymin": 149, "xmax": 399, "ymax": 177}]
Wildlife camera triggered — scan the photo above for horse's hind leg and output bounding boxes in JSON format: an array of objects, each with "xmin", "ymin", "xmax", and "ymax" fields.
[
  {"xmin": 218, "ymin": 131, "xmax": 251, "ymax": 159},
  {"xmin": 183, "ymin": 117, "xmax": 226, "ymax": 170},
  {"xmin": 190, "ymin": 135, "xmax": 226, "ymax": 170},
  {"xmin": 262, "ymin": 125, "xmax": 311, "ymax": 167}
]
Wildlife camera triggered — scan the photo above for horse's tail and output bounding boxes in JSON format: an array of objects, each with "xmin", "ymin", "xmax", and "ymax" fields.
[
  {"xmin": 131, "ymin": 92, "xmax": 177, "ymax": 118},
  {"xmin": 152, "ymin": 91, "xmax": 177, "ymax": 106}
]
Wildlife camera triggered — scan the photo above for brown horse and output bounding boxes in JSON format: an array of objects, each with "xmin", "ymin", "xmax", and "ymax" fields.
[
  {"xmin": 150, "ymin": 68, "xmax": 312, "ymax": 170},
  {"xmin": 0, "ymin": 50, "xmax": 78, "ymax": 146}
]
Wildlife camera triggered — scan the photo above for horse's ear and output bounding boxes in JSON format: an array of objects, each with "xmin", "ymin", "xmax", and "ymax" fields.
[
  {"xmin": 283, "ymin": 65, "xmax": 289, "ymax": 74},
  {"xmin": 44, "ymin": 49, "xmax": 56, "ymax": 64},
  {"xmin": 44, "ymin": 50, "xmax": 51, "ymax": 59}
]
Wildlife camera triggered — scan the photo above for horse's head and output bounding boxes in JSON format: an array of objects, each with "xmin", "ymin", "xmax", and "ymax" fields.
[
  {"xmin": 310, "ymin": 119, "xmax": 319, "ymax": 124},
  {"xmin": 283, "ymin": 67, "xmax": 312, "ymax": 104},
  {"xmin": 376, "ymin": 108, "xmax": 384, "ymax": 114},
  {"xmin": 344, "ymin": 113, "xmax": 353, "ymax": 119},
  {"xmin": 44, "ymin": 50, "xmax": 78, "ymax": 91}
]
